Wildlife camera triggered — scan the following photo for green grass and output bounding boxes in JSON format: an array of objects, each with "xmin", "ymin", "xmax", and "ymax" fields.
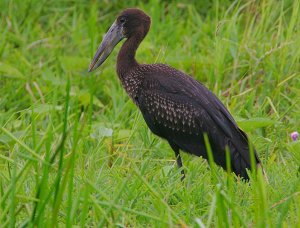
[{"xmin": 1, "ymin": 0, "xmax": 300, "ymax": 227}]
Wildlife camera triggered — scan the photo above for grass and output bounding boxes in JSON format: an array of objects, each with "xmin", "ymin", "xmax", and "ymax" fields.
[{"xmin": 0, "ymin": 0, "xmax": 300, "ymax": 227}]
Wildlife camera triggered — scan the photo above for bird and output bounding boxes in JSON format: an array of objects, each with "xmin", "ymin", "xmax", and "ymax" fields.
[{"xmin": 88, "ymin": 8, "xmax": 262, "ymax": 181}]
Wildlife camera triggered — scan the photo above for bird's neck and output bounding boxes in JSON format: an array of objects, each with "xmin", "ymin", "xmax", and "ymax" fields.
[
  {"xmin": 117, "ymin": 33, "xmax": 143, "ymax": 78},
  {"xmin": 116, "ymin": 32, "xmax": 145, "ymax": 101}
]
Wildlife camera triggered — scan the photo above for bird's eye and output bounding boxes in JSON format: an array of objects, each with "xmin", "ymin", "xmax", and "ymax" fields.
[{"xmin": 120, "ymin": 17, "xmax": 126, "ymax": 24}]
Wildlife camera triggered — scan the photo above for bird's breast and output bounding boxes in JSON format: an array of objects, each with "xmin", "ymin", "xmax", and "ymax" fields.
[{"xmin": 119, "ymin": 70, "xmax": 143, "ymax": 103}]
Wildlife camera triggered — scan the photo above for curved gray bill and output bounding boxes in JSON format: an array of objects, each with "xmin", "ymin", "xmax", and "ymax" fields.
[{"xmin": 88, "ymin": 21, "xmax": 124, "ymax": 72}]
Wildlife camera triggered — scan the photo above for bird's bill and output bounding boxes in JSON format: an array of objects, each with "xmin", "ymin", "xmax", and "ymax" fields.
[{"xmin": 88, "ymin": 21, "xmax": 124, "ymax": 72}]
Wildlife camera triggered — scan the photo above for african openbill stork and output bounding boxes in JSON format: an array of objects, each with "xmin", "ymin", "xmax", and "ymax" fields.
[{"xmin": 88, "ymin": 8, "xmax": 262, "ymax": 180}]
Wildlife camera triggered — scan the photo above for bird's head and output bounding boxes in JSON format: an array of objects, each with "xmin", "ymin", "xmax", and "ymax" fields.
[{"xmin": 88, "ymin": 8, "xmax": 151, "ymax": 72}]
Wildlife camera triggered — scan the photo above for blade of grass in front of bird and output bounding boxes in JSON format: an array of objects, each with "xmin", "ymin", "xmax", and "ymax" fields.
[
  {"xmin": 249, "ymin": 141, "xmax": 256, "ymax": 180},
  {"xmin": 225, "ymin": 146, "xmax": 239, "ymax": 226},
  {"xmin": 51, "ymin": 76, "xmax": 70, "ymax": 226},
  {"xmin": 31, "ymin": 90, "xmax": 65, "ymax": 225},
  {"xmin": 66, "ymin": 104, "xmax": 82, "ymax": 227},
  {"xmin": 215, "ymin": 184, "xmax": 230, "ymax": 228},
  {"xmin": 203, "ymin": 133, "xmax": 218, "ymax": 184},
  {"xmin": 31, "ymin": 123, "xmax": 53, "ymax": 226},
  {"xmin": 258, "ymin": 168, "xmax": 269, "ymax": 226}
]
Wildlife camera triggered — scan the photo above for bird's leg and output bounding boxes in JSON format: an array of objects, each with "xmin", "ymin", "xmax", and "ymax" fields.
[
  {"xmin": 169, "ymin": 142, "xmax": 185, "ymax": 181},
  {"xmin": 175, "ymin": 151, "xmax": 185, "ymax": 181}
]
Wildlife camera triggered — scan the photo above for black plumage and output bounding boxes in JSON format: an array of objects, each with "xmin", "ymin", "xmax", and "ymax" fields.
[{"xmin": 88, "ymin": 8, "xmax": 261, "ymax": 180}]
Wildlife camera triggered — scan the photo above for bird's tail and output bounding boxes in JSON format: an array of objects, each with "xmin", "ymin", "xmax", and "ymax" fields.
[{"xmin": 230, "ymin": 142, "xmax": 269, "ymax": 182}]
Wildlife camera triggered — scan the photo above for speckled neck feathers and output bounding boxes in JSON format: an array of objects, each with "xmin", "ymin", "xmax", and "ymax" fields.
[{"xmin": 116, "ymin": 29, "xmax": 145, "ymax": 101}]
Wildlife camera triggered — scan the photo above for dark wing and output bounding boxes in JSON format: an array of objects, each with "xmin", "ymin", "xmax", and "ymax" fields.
[{"xmin": 136, "ymin": 64, "xmax": 259, "ymax": 177}]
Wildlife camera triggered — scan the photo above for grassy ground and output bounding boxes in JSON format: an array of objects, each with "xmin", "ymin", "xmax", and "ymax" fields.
[{"xmin": 1, "ymin": 0, "xmax": 300, "ymax": 227}]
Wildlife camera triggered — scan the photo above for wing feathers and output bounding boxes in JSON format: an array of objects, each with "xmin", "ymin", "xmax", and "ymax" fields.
[{"xmin": 136, "ymin": 64, "xmax": 259, "ymax": 176}]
